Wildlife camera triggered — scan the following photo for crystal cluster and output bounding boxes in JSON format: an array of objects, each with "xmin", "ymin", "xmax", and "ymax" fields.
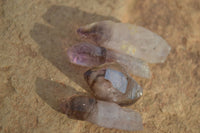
[
  {"xmin": 64, "ymin": 20, "xmax": 170, "ymax": 131},
  {"xmin": 37, "ymin": 20, "xmax": 171, "ymax": 131}
]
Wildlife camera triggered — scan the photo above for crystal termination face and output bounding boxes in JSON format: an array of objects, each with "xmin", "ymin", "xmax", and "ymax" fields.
[
  {"xmin": 67, "ymin": 43, "xmax": 106, "ymax": 67},
  {"xmin": 105, "ymin": 69, "xmax": 127, "ymax": 93}
]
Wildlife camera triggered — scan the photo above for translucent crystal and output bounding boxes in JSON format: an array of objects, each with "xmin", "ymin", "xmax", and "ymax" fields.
[
  {"xmin": 62, "ymin": 95, "xmax": 143, "ymax": 131},
  {"xmin": 107, "ymin": 49, "xmax": 151, "ymax": 78},
  {"xmin": 77, "ymin": 20, "xmax": 171, "ymax": 63},
  {"xmin": 67, "ymin": 43, "xmax": 150, "ymax": 78},
  {"xmin": 67, "ymin": 43, "xmax": 106, "ymax": 67},
  {"xmin": 84, "ymin": 65, "xmax": 143, "ymax": 105},
  {"xmin": 36, "ymin": 81, "xmax": 143, "ymax": 131},
  {"xmin": 105, "ymin": 69, "xmax": 127, "ymax": 93}
]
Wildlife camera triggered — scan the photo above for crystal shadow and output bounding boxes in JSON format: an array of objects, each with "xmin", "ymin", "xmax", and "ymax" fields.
[{"xmin": 35, "ymin": 77, "xmax": 86, "ymax": 112}]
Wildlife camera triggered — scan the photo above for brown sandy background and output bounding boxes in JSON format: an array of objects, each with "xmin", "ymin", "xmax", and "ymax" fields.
[{"xmin": 0, "ymin": 0, "xmax": 199, "ymax": 133}]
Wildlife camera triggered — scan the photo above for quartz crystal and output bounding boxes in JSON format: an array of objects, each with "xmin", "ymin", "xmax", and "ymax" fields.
[
  {"xmin": 67, "ymin": 43, "xmax": 106, "ymax": 67},
  {"xmin": 77, "ymin": 20, "xmax": 171, "ymax": 63},
  {"xmin": 67, "ymin": 43, "xmax": 150, "ymax": 78},
  {"xmin": 84, "ymin": 65, "xmax": 143, "ymax": 105},
  {"xmin": 62, "ymin": 95, "xmax": 143, "ymax": 131},
  {"xmin": 105, "ymin": 69, "xmax": 128, "ymax": 93}
]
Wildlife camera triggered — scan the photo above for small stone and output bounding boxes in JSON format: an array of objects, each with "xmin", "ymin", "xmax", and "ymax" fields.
[{"xmin": 84, "ymin": 64, "xmax": 143, "ymax": 105}]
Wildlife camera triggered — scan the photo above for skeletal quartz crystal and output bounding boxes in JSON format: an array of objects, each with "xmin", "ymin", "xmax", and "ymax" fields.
[
  {"xmin": 84, "ymin": 64, "xmax": 143, "ymax": 105},
  {"xmin": 77, "ymin": 20, "xmax": 171, "ymax": 63},
  {"xmin": 67, "ymin": 43, "xmax": 150, "ymax": 78},
  {"xmin": 61, "ymin": 95, "xmax": 143, "ymax": 131}
]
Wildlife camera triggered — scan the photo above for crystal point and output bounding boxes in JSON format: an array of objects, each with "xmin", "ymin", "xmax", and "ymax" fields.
[
  {"xmin": 78, "ymin": 20, "xmax": 171, "ymax": 63},
  {"xmin": 67, "ymin": 43, "xmax": 150, "ymax": 78},
  {"xmin": 67, "ymin": 43, "xmax": 106, "ymax": 67},
  {"xmin": 62, "ymin": 95, "xmax": 143, "ymax": 131}
]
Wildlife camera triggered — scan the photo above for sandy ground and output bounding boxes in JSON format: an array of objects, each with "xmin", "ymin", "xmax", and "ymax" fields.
[{"xmin": 0, "ymin": 0, "xmax": 200, "ymax": 133}]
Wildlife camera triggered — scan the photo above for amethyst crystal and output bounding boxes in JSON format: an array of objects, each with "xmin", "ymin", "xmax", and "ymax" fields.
[
  {"xmin": 67, "ymin": 43, "xmax": 150, "ymax": 78},
  {"xmin": 67, "ymin": 43, "xmax": 106, "ymax": 67},
  {"xmin": 62, "ymin": 95, "xmax": 143, "ymax": 131},
  {"xmin": 77, "ymin": 20, "xmax": 171, "ymax": 63}
]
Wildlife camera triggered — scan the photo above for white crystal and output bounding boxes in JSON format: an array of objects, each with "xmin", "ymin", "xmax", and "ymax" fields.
[
  {"xmin": 105, "ymin": 69, "xmax": 127, "ymax": 93},
  {"xmin": 78, "ymin": 20, "xmax": 171, "ymax": 63},
  {"xmin": 107, "ymin": 50, "xmax": 151, "ymax": 78},
  {"xmin": 87, "ymin": 100, "xmax": 143, "ymax": 131}
]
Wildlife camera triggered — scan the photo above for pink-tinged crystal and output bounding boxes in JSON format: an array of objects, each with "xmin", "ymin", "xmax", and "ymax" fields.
[
  {"xmin": 77, "ymin": 20, "xmax": 171, "ymax": 63},
  {"xmin": 67, "ymin": 43, "xmax": 150, "ymax": 78},
  {"xmin": 67, "ymin": 43, "xmax": 106, "ymax": 67},
  {"xmin": 62, "ymin": 95, "xmax": 143, "ymax": 131}
]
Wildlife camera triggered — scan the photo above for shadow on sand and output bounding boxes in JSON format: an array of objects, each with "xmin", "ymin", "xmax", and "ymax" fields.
[{"xmin": 35, "ymin": 77, "xmax": 88, "ymax": 112}]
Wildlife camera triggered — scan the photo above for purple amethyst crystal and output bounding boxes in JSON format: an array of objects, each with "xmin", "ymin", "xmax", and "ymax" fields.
[
  {"xmin": 67, "ymin": 43, "xmax": 106, "ymax": 67},
  {"xmin": 67, "ymin": 43, "xmax": 150, "ymax": 78}
]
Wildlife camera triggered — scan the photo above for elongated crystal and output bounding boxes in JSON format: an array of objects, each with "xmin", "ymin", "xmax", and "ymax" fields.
[
  {"xmin": 36, "ymin": 82, "xmax": 143, "ymax": 131},
  {"xmin": 62, "ymin": 95, "xmax": 143, "ymax": 131},
  {"xmin": 77, "ymin": 20, "xmax": 171, "ymax": 63},
  {"xmin": 67, "ymin": 43, "xmax": 150, "ymax": 78},
  {"xmin": 67, "ymin": 43, "xmax": 106, "ymax": 67}
]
